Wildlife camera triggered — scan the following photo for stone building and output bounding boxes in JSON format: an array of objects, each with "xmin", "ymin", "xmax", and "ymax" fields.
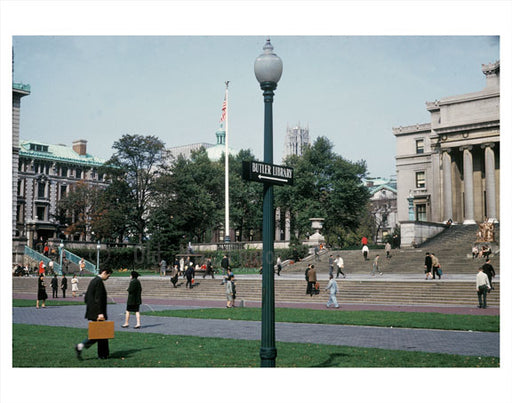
[
  {"xmin": 394, "ymin": 61, "xmax": 500, "ymax": 230},
  {"xmin": 12, "ymin": 82, "xmax": 31, "ymax": 238},
  {"xmin": 364, "ymin": 177, "xmax": 398, "ymax": 243},
  {"xmin": 16, "ymin": 139, "xmax": 107, "ymax": 248}
]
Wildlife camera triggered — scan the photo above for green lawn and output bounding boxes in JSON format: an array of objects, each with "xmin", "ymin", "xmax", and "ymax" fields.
[
  {"xmin": 12, "ymin": 299, "xmax": 113, "ymax": 307},
  {"xmin": 12, "ymin": 324, "xmax": 499, "ymax": 367},
  {"xmin": 144, "ymin": 307, "xmax": 499, "ymax": 332}
]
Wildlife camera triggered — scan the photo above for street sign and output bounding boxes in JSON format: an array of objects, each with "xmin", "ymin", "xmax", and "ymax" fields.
[{"xmin": 242, "ymin": 161, "xmax": 293, "ymax": 186}]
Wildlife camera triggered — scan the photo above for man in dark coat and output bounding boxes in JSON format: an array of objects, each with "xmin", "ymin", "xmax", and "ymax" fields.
[
  {"xmin": 482, "ymin": 258, "xmax": 496, "ymax": 291},
  {"xmin": 221, "ymin": 254, "xmax": 229, "ymax": 276},
  {"xmin": 424, "ymin": 252, "xmax": 433, "ymax": 280},
  {"xmin": 75, "ymin": 268, "xmax": 113, "ymax": 360},
  {"xmin": 203, "ymin": 258, "xmax": 215, "ymax": 279},
  {"xmin": 185, "ymin": 263, "xmax": 195, "ymax": 288},
  {"xmin": 51, "ymin": 274, "xmax": 59, "ymax": 298},
  {"xmin": 61, "ymin": 274, "xmax": 68, "ymax": 298}
]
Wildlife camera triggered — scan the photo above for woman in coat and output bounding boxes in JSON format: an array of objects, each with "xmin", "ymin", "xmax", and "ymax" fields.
[
  {"xmin": 122, "ymin": 271, "xmax": 142, "ymax": 329},
  {"xmin": 36, "ymin": 273, "xmax": 48, "ymax": 308},
  {"xmin": 71, "ymin": 274, "xmax": 79, "ymax": 297}
]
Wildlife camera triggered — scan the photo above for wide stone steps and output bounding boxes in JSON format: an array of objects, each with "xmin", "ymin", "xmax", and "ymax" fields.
[{"xmin": 13, "ymin": 276, "xmax": 499, "ymax": 307}]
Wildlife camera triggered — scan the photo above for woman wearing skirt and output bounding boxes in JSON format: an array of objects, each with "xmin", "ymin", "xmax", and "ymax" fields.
[
  {"xmin": 122, "ymin": 271, "xmax": 142, "ymax": 329},
  {"xmin": 36, "ymin": 273, "xmax": 48, "ymax": 308}
]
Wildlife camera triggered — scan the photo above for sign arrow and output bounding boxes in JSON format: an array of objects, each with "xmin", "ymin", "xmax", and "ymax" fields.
[{"xmin": 258, "ymin": 175, "xmax": 289, "ymax": 183}]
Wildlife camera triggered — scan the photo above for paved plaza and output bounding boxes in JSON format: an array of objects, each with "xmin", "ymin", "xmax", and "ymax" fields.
[{"xmin": 13, "ymin": 293, "xmax": 499, "ymax": 358}]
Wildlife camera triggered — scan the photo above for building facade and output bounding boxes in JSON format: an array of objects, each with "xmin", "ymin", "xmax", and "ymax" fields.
[
  {"xmin": 394, "ymin": 61, "xmax": 500, "ymax": 226},
  {"xmin": 16, "ymin": 139, "xmax": 107, "ymax": 247},
  {"xmin": 12, "ymin": 82, "xmax": 31, "ymax": 237},
  {"xmin": 364, "ymin": 177, "xmax": 398, "ymax": 243}
]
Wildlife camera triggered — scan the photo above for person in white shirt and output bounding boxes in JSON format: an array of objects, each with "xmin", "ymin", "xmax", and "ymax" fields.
[
  {"xmin": 335, "ymin": 255, "xmax": 345, "ymax": 278},
  {"xmin": 476, "ymin": 266, "xmax": 491, "ymax": 308},
  {"xmin": 325, "ymin": 274, "xmax": 339, "ymax": 308},
  {"xmin": 276, "ymin": 256, "xmax": 282, "ymax": 276},
  {"xmin": 362, "ymin": 244, "xmax": 369, "ymax": 261}
]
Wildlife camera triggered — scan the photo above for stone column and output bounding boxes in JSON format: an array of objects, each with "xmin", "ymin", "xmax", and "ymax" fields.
[
  {"xmin": 461, "ymin": 146, "xmax": 476, "ymax": 224},
  {"xmin": 483, "ymin": 143, "xmax": 497, "ymax": 222},
  {"xmin": 275, "ymin": 207, "xmax": 281, "ymax": 241},
  {"xmin": 442, "ymin": 150, "xmax": 453, "ymax": 222},
  {"xmin": 285, "ymin": 210, "xmax": 291, "ymax": 241}
]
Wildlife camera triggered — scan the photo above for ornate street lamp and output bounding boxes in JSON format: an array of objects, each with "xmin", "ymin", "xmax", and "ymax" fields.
[{"xmin": 254, "ymin": 38, "xmax": 283, "ymax": 367}]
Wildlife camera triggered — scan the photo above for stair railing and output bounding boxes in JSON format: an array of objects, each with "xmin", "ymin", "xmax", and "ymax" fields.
[
  {"xmin": 24, "ymin": 245, "xmax": 62, "ymax": 275},
  {"xmin": 63, "ymin": 249, "xmax": 97, "ymax": 275}
]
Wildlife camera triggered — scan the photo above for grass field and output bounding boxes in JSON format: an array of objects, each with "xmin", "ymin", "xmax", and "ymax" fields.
[
  {"xmin": 12, "ymin": 324, "xmax": 499, "ymax": 367},
  {"xmin": 144, "ymin": 307, "xmax": 499, "ymax": 332},
  {"xmin": 13, "ymin": 299, "xmax": 112, "ymax": 307}
]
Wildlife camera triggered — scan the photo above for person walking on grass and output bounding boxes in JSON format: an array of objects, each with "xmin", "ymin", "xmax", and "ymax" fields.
[
  {"xmin": 225, "ymin": 275, "xmax": 234, "ymax": 308},
  {"xmin": 325, "ymin": 274, "xmax": 339, "ymax": 308},
  {"xmin": 36, "ymin": 273, "xmax": 47, "ymax": 309},
  {"xmin": 75, "ymin": 268, "xmax": 113, "ymax": 360},
  {"xmin": 371, "ymin": 255, "xmax": 383, "ymax": 276},
  {"xmin": 122, "ymin": 271, "xmax": 142, "ymax": 329}
]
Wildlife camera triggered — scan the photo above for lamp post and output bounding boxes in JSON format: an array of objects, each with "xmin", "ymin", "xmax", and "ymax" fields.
[
  {"xmin": 254, "ymin": 38, "xmax": 283, "ymax": 367},
  {"xmin": 96, "ymin": 240, "xmax": 100, "ymax": 274},
  {"xmin": 59, "ymin": 240, "xmax": 64, "ymax": 273}
]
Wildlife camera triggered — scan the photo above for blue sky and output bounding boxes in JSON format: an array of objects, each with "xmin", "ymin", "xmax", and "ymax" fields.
[{"xmin": 10, "ymin": 35, "xmax": 500, "ymax": 177}]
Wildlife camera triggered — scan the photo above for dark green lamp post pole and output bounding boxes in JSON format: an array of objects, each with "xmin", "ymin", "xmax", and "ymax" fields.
[{"xmin": 254, "ymin": 38, "xmax": 283, "ymax": 367}]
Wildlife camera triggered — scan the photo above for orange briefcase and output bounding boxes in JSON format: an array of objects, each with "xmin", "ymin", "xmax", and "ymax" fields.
[{"xmin": 88, "ymin": 321, "xmax": 115, "ymax": 340}]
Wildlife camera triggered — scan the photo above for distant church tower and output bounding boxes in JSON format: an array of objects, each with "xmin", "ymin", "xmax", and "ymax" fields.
[{"xmin": 284, "ymin": 124, "xmax": 310, "ymax": 159}]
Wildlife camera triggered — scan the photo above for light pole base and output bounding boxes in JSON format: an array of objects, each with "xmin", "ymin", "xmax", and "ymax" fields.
[{"xmin": 260, "ymin": 347, "xmax": 277, "ymax": 367}]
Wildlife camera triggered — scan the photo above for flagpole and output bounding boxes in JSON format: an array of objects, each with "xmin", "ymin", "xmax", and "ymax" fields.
[{"xmin": 224, "ymin": 81, "xmax": 230, "ymax": 242}]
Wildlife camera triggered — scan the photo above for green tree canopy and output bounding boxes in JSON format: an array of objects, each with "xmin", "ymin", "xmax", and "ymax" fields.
[
  {"xmin": 275, "ymin": 136, "xmax": 370, "ymax": 243},
  {"xmin": 105, "ymin": 134, "xmax": 167, "ymax": 242}
]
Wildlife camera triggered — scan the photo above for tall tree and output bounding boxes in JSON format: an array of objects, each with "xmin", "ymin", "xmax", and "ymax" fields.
[
  {"xmin": 57, "ymin": 181, "xmax": 101, "ymax": 241},
  {"xmin": 150, "ymin": 148, "xmax": 224, "ymax": 246},
  {"xmin": 106, "ymin": 134, "xmax": 167, "ymax": 243},
  {"xmin": 275, "ymin": 136, "xmax": 370, "ymax": 242},
  {"xmin": 226, "ymin": 149, "xmax": 263, "ymax": 241}
]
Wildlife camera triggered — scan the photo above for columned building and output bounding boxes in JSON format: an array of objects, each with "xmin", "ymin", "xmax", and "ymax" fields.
[{"xmin": 394, "ymin": 61, "xmax": 500, "ymax": 226}]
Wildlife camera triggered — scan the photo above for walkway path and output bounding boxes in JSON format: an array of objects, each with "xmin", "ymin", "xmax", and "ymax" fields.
[{"xmin": 13, "ymin": 302, "xmax": 499, "ymax": 358}]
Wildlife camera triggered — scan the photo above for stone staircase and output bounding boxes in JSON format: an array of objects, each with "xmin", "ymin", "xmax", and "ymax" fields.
[
  {"xmin": 12, "ymin": 224, "xmax": 500, "ymax": 308},
  {"xmin": 286, "ymin": 224, "xmax": 499, "ymax": 276},
  {"xmin": 12, "ymin": 275, "xmax": 500, "ymax": 307}
]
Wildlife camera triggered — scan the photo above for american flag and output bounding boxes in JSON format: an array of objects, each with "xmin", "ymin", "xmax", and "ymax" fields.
[{"xmin": 220, "ymin": 96, "xmax": 227, "ymax": 122}]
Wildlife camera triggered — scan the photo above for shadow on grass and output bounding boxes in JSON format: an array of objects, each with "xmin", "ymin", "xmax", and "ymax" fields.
[
  {"xmin": 310, "ymin": 353, "xmax": 351, "ymax": 367},
  {"xmin": 80, "ymin": 347, "xmax": 155, "ymax": 361}
]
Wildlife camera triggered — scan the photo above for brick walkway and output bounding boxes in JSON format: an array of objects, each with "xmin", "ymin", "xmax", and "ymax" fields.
[{"xmin": 13, "ymin": 299, "xmax": 499, "ymax": 358}]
